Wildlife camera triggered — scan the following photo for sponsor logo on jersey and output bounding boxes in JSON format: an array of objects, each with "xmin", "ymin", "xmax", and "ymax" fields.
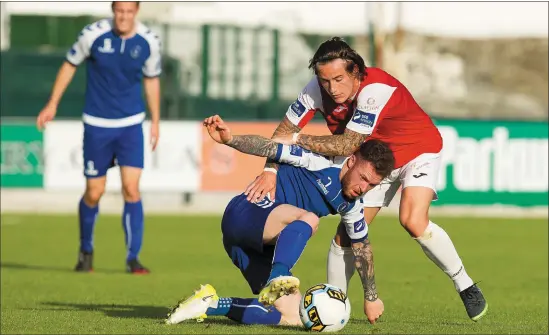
[
  {"xmin": 289, "ymin": 145, "xmax": 303, "ymax": 157},
  {"xmin": 98, "ymin": 38, "xmax": 115, "ymax": 53},
  {"xmin": 316, "ymin": 176, "xmax": 332, "ymax": 195},
  {"xmin": 130, "ymin": 45, "xmax": 142, "ymax": 59},
  {"xmin": 352, "ymin": 110, "xmax": 376, "ymax": 127},
  {"xmin": 290, "ymin": 99, "xmax": 307, "ymax": 117},
  {"xmin": 353, "ymin": 218, "xmax": 366, "ymax": 233}
]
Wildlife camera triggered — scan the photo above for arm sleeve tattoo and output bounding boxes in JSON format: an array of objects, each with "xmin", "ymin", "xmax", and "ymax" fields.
[
  {"xmin": 297, "ymin": 128, "xmax": 368, "ymax": 157},
  {"xmin": 351, "ymin": 238, "xmax": 378, "ymax": 302},
  {"xmin": 227, "ymin": 135, "xmax": 279, "ymax": 160},
  {"xmin": 265, "ymin": 117, "xmax": 302, "ymax": 170}
]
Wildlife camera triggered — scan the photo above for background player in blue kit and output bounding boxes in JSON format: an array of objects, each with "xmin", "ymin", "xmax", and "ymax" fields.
[
  {"xmin": 36, "ymin": 1, "xmax": 161, "ymax": 274},
  {"xmin": 165, "ymin": 115, "xmax": 395, "ymax": 326}
]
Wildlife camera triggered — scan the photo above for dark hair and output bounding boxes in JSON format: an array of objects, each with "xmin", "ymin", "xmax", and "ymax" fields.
[
  {"xmin": 356, "ymin": 139, "xmax": 395, "ymax": 179},
  {"xmin": 111, "ymin": 1, "xmax": 140, "ymax": 11},
  {"xmin": 308, "ymin": 37, "xmax": 367, "ymax": 80}
]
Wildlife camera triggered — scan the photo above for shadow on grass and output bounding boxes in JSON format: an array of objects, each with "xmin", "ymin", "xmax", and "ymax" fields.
[
  {"xmin": 1, "ymin": 262, "xmax": 121, "ymax": 274},
  {"xmin": 37, "ymin": 302, "xmax": 308, "ymax": 332}
]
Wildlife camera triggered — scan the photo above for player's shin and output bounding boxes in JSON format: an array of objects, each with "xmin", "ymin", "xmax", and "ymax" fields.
[
  {"xmin": 414, "ymin": 221, "xmax": 474, "ymax": 292},
  {"xmin": 122, "ymin": 200, "xmax": 144, "ymax": 261},
  {"xmin": 327, "ymin": 239, "xmax": 355, "ymax": 293},
  {"xmin": 269, "ymin": 220, "xmax": 313, "ymax": 281},
  {"xmin": 207, "ymin": 298, "xmax": 282, "ymax": 325},
  {"xmin": 79, "ymin": 197, "xmax": 99, "ymax": 253}
]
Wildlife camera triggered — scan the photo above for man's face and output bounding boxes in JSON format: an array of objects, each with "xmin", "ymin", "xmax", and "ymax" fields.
[
  {"xmin": 316, "ymin": 59, "xmax": 359, "ymax": 104},
  {"xmin": 113, "ymin": 2, "xmax": 138, "ymax": 35},
  {"xmin": 341, "ymin": 155, "xmax": 384, "ymax": 200}
]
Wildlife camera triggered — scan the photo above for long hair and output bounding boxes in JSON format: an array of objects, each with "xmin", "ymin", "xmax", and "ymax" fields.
[{"xmin": 308, "ymin": 37, "xmax": 367, "ymax": 81}]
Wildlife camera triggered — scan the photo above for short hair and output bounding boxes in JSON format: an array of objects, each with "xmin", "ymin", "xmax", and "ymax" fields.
[
  {"xmin": 308, "ymin": 37, "xmax": 367, "ymax": 81},
  {"xmin": 111, "ymin": 1, "xmax": 140, "ymax": 11},
  {"xmin": 355, "ymin": 139, "xmax": 395, "ymax": 179}
]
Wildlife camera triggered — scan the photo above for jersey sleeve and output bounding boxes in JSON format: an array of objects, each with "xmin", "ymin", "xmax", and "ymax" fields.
[
  {"xmin": 274, "ymin": 144, "xmax": 334, "ymax": 171},
  {"xmin": 285, "ymin": 78, "xmax": 323, "ymax": 128},
  {"xmin": 346, "ymin": 83, "xmax": 397, "ymax": 135},
  {"xmin": 340, "ymin": 200, "xmax": 368, "ymax": 242},
  {"xmin": 143, "ymin": 34, "xmax": 162, "ymax": 78},
  {"xmin": 66, "ymin": 27, "xmax": 93, "ymax": 66}
]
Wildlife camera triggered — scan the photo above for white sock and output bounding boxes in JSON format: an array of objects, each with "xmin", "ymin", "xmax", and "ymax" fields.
[
  {"xmin": 326, "ymin": 239, "xmax": 355, "ymax": 293},
  {"xmin": 415, "ymin": 221, "xmax": 474, "ymax": 292}
]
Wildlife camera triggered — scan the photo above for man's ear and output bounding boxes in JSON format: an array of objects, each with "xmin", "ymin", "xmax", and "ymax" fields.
[{"xmin": 347, "ymin": 154, "xmax": 356, "ymax": 169}]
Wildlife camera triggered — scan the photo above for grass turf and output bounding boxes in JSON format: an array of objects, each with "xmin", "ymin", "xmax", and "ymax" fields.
[{"xmin": 1, "ymin": 213, "xmax": 547, "ymax": 334}]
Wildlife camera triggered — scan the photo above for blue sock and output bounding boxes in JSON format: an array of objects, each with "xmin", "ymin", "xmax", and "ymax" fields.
[
  {"xmin": 207, "ymin": 297, "xmax": 281, "ymax": 325},
  {"xmin": 268, "ymin": 220, "xmax": 313, "ymax": 282},
  {"xmin": 122, "ymin": 200, "xmax": 144, "ymax": 262},
  {"xmin": 79, "ymin": 197, "xmax": 98, "ymax": 253}
]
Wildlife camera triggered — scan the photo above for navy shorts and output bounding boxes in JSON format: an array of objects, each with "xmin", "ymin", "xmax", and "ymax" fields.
[
  {"xmin": 82, "ymin": 123, "xmax": 144, "ymax": 178},
  {"xmin": 221, "ymin": 193, "xmax": 281, "ymax": 294}
]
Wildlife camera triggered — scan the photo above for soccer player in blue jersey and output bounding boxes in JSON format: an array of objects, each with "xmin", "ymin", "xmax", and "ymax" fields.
[
  {"xmin": 36, "ymin": 2, "xmax": 161, "ymax": 274},
  {"xmin": 165, "ymin": 115, "xmax": 395, "ymax": 326}
]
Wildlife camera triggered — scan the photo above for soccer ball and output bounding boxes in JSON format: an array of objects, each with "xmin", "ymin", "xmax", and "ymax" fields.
[{"xmin": 299, "ymin": 283, "xmax": 351, "ymax": 332}]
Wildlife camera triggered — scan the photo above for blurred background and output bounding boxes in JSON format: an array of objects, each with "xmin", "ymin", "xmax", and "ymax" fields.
[{"xmin": 1, "ymin": 1, "xmax": 548, "ymax": 216}]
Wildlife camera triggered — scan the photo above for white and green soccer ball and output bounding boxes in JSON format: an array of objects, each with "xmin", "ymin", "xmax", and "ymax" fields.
[{"xmin": 299, "ymin": 283, "xmax": 351, "ymax": 332}]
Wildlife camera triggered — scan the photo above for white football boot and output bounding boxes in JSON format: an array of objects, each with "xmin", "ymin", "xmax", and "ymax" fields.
[{"xmin": 165, "ymin": 284, "xmax": 219, "ymax": 324}]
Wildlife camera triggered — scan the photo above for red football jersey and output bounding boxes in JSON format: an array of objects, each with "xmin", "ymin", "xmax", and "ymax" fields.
[{"xmin": 285, "ymin": 67, "xmax": 443, "ymax": 168}]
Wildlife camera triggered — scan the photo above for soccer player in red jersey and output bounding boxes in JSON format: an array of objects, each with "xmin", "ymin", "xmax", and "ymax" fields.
[{"xmin": 244, "ymin": 37, "xmax": 487, "ymax": 324}]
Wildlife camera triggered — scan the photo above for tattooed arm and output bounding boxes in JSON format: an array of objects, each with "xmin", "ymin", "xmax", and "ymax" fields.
[
  {"xmin": 265, "ymin": 117, "xmax": 302, "ymax": 171},
  {"xmin": 351, "ymin": 238, "xmax": 378, "ymax": 302},
  {"xmin": 227, "ymin": 135, "xmax": 279, "ymax": 160},
  {"xmin": 297, "ymin": 128, "xmax": 368, "ymax": 157}
]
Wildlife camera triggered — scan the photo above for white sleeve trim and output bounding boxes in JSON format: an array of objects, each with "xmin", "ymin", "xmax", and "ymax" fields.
[
  {"xmin": 276, "ymin": 144, "xmax": 335, "ymax": 171},
  {"xmin": 66, "ymin": 19, "xmax": 112, "ymax": 66},
  {"xmin": 340, "ymin": 200, "xmax": 368, "ymax": 242},
  {"xmin": 138, "ymin": 23, "xmax": 162, "ymax": 77},
  {"xmin": 346, "ymin": 83, "xmax": 397, "ymax": 135},
  {"xmin": 285, "ymin": 77, "xmax": 323, "ymax": 127}
]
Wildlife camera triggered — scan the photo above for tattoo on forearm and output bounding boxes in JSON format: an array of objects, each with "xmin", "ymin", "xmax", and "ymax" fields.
[
  {"xmin": 264, "ymin": 117, "xmax": 302, "ymax": 169},
  {"xmin": 227, "ymin": 135, "xmax": 279, "ymax": 160},
  {"xmin": 297, "ymin": 130, "xmax": 367, "ymax": 157},
  {"xmin": 352, "ymin": 239, "xmax": 378, "ymax": 302}
]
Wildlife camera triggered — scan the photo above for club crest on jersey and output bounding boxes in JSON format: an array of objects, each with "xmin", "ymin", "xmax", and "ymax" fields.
[
  {"xmin": 290, "ymin": 100, "xmax": 307, "ymax": 117},
  {"xmin": 130, "ymin": 45, "xmax": 142, "ymax": 59},
  {"xmin": 337, "ymin": 202, "xmax": 349, "ymax": 213},
  {"xmin": 98, "ymin": 38, "xmax": 115, "ymax": 53},
  {"xmin": 352, "ymin": 110, "xmax": 376, "ymax": 127},
  {"xmin": 289, "ymin": 145, "xmax": 303, "ymax": 157}
]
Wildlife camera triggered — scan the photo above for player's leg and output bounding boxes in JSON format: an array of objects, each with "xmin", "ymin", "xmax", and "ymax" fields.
[
  {"xmin": 326, "ymin": 174, "xmax": 401, "ymax": 292},
  {"xmin": 259, "ymin": 206, "xmax": 319, "ymax": 305},
  {"xmin": 399, "ymin": 152, "xmax": 487, "ymax": 321},
  {"xmin": 116, "ymin": 124, "xmax": 148, "ymax": 273},
  {"xmin": 75, "ymin": 125, "xmax": 115, "ymax": 272}
]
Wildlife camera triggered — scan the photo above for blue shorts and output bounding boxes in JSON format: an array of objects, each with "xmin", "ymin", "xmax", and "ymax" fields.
[
  {"xmin": 221, "ymin": 193, "xmax": 281, "ymax": 294},
  {"xmin": 82, "ymin": 123, "xmax": 144, "ymax": 178}
]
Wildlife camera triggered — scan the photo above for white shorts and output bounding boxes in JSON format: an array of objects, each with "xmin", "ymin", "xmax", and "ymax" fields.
[{"xmin": 361, "ymin": 151, "xmax": 442, "ymax": 208}]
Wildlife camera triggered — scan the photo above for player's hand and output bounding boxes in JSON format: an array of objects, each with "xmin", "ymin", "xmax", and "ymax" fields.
[
  {"xmin": 244, "ymin": 171, "xmax": 277, "ymax": 203},
  {"xmin": 150, "ymin": 121, "xmax": 160, "ymax": 151},
  {"xmin": 36, "ymin": 104, "xmax": 57, "ymax": 130},
  {"xmin": 364, "ymin": 298, "xmax": 384, "ymax": 324},
  {"xmin": 272, "ymin": 133, "xmax": 298, "ymax": 145},
  {"xmin": 204, "ymin": 115, "xmax": 233, "ymax": 144}
]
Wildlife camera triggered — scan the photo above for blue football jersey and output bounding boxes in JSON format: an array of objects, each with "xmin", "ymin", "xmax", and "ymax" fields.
[
  {"xmin": 66, "ymin": 19, "xmax": 162, "ymax": 128},
  {"xmin": 271, "ymin": 144, "xmax": 367, "ymax": 242}
]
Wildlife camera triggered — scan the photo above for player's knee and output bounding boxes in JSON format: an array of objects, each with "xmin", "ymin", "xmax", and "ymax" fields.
[
  {"xmin": 399, "ymin": 211, "xmax": 429, "ymax": 238},
  {"xmin": 122, "ymin": 184, "xmax": 140, "ymax": 202},
  {"xmin": 298, "ymin": 212, "xmax": 319, "ymax": 235},
  {"xmin": 84, "ymin": 187, "xmax": 104, "ymax": 206}
]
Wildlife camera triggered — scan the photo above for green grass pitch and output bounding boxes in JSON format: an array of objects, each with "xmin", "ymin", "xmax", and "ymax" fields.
[{"xmin": 1, "ymin": 213, "xmax": 547, "ymax": 334}]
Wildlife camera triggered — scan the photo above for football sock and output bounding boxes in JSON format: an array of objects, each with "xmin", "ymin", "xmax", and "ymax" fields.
[
  {"xmin": 414, "ymin": 221, "xmax": 474, "ymax": 292},
  {"xmin": 268, "ymin": 220, "xmax": 313, "ymax": 281},
  {"xmin": 79, "ymin": 197, "xmax": 99, "ymax": 253},
  {"xmin": 122, "ymin": 200, "xmax": 144, "ymax": 262},
  {"xmin": 327, "ymin": 239, "xmax": 355, "ymax": 293},
  {"xmin": 207, "ymin": 297, "xmax": 281, "ymax": 325}
]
